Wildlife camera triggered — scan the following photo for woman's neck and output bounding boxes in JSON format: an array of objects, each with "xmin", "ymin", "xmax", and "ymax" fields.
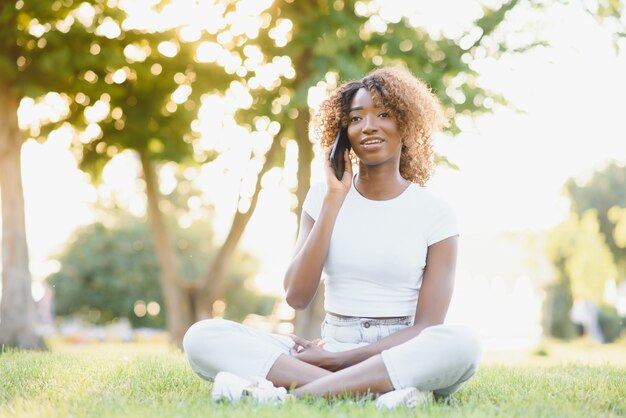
[{"xmin": 355, "ymin": 165, "xmax": 410, "ymax": 201}]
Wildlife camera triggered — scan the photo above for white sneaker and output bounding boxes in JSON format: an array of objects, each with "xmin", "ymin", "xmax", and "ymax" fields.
[
  {"xmin": 375, "ymin": 387, "xmax": 429, "ymax": 409},
  {"xmin": 212, "ymin": 371, "xmax": 288, "ymax": 403}
]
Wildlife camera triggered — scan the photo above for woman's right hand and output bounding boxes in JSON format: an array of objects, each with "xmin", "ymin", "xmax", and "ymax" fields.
[{"xmin": 324, "ymin": 148, "xmax": 353, "ymax": 198}]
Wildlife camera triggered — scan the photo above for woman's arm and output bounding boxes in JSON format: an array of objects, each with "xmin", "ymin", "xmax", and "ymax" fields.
[
  {"xmin": 283, "ymin": 197, "xmax": 343, "ymax": 309},
  {"xmin": 283, "ymin": 149, "xmax": 353, "ymax": 309},
  {"xmin": 291, "ymin": 235, "xmax": 458, "ymax": 370}
]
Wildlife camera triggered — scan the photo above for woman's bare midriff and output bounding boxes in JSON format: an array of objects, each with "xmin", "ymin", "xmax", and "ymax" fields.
[{"xmin": 327, "ymin": 311, "xmax": 408, "ymax": 320}]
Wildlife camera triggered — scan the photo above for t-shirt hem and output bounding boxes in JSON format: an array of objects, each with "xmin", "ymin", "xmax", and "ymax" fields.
[{"xmin": 324, "ymin": 306, "xmax": 416, "ymax": 318}]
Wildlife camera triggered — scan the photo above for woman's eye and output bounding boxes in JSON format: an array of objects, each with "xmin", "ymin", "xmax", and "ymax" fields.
[
  {"xmin": 378, "ymin": 112, "xmax": 390, "ymax": 118},
  {"xmin": 349, "ymin": 115, "xmax": 361, "ymax": 122}
]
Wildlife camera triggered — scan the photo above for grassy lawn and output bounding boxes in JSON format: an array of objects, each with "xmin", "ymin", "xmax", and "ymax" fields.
[{"xmin": 1, "ymin": 338, "xmax": 624, "ymax": 418}]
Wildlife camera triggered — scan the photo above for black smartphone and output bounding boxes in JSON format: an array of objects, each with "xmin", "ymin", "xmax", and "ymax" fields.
[{"xmin": 330, "ymin": 128, "xmax": 351, "ymax": 180}]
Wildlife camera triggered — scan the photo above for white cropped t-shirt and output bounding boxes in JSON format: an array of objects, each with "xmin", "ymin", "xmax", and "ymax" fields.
[{"xmin": 302, "ymin": 178, "xmax": 459, "ymax": 317}]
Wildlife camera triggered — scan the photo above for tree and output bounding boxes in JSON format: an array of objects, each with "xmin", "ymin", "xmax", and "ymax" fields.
[
  {"xmin": 545, "ymin": 162, "xmax": 626, "ymax": 340},
  {"xmin": 545, "ymin": 209, "xmax": 618, "ymax": 339},
  {"xmin": 0, "ymin": 0, "xmax": 234, "ymax": 347},
  {"xmin": 50, "ymin": 221, "xmax": 165, "ymax": 328},
  {"xmin": 49, "ymin": 218, "xmax": 275, "ymax": 328},
  {"xmin": 565, "ymin": 162, "xmax": 626, "ymax": 278},
  {"xmin": 548, "ymin": 211, "xmax": 617, "ymax": 304},
  {"xmin": 0, "ymin": 83, "xmax": 41, "ymax": 349}
]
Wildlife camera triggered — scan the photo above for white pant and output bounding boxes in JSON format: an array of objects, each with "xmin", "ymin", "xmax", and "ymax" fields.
[{"xmin": 183, "ymin": 314, "xmax": 482, "ymax": 397}]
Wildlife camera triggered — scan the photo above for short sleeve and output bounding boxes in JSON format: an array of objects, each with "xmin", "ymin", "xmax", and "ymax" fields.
[
  {"xmin": 427, "ymin": 199, "xmax": 459, "ymax": 246},
  {"xmin": 302, "ymin": 182, "xmax": 326, "ymax": 221}
]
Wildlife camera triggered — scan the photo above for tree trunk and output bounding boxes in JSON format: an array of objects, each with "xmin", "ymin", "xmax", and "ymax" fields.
[
  {"xmin": 292, "ymin": 106, "xmax": 326, "ymax": 339},
  {"xmin": 0, "ymin": 84, "xmax": 45, "ymax": 350},
  {"xmin": 193, "ymin": 136, "xmax": 282, "ymax": 319},
  {"xmin": 291, "ymin": 50, "xmax": 327, "ymax": 339},
  {"xmin": 294, "ymin": 107, "xmax": 313, "ymax": 227},
  {"xmin": 139, "ymin": 152, "xmax": 193, "ymax": 348}
]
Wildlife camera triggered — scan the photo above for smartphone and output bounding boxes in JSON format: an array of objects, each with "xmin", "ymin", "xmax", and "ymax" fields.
[{"xmin": 330, "ymin": 128, "xmax": 351, "ymax": 180}]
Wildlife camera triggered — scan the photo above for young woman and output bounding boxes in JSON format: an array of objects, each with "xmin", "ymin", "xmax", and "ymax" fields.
[{"xmin": 183, "ymin": 67, "xmax": 481, "ymax": 408}]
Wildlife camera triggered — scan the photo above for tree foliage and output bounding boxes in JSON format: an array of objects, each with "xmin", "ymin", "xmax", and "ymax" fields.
[
  {"xmin": 49, "ymin": 218, "xmax": 275, "ymax": 327},
  {"xmin": 547, "ymin": 210, "xmax": 617, "ymax": 304},
  {"xmin": 565, "ymin": 162, "xmax": 626, "ymax": 277},
  {"xmin": 233, "ymin": 0, "xmax": 523, "ymax": 159},
  {"xmin": 1, "ymin": 0, "xmax": 234, "ymax": 171},
  {"xmin": 49, "ymin": 221, "xmax": 164, "ymax": 328},
  {"xmin": 0, "ymin": 0, "xmax": 238, "ymax": 346},
  {"xmin": 545, "ymin": 162, "xmax": 626, "ymax": 340},
  {"xmin": 582, "ymin": 0, "xmax": 626, "ymax": 51}
]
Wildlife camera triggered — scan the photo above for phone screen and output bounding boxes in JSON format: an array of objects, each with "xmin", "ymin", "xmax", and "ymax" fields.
[{"xmin": 330, "ymin": 128, "xmax": 351, "ymax": 180}]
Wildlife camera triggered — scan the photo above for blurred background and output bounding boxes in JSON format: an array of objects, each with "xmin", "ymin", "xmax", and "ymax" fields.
[{"xmin": 0, "ymin": 0, "xmax": 625, "ymax": 352}]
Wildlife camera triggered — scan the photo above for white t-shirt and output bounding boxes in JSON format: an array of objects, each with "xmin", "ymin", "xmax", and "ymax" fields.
[{"xmin": 302, "ymin": 177, "xmax": 459, "ymax": 317}]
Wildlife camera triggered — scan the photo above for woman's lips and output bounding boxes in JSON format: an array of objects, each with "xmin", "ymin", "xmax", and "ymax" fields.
[{"xmin": 360, "ymin": 138, "xmax": 385, "ymax": 151}]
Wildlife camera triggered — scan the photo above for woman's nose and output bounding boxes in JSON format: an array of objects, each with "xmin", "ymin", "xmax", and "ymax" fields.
[{"xmin": 362, "ymin": 115, "xmax": 378, "ymax": 133}]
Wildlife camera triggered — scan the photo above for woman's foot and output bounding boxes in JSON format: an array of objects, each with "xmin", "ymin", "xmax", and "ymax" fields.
[
  {"xmin": 212, "ymin": 371, "xmax": 289, "ymax": 403},
  {"xmin": 375, "ymin": 387, "xmax": 429, "ymax": 409}
]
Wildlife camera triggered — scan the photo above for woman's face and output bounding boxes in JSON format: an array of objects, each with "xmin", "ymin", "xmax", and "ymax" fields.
[{"xmin": 346, "ymin": 88, "xmax": 402, "ymax": 168}]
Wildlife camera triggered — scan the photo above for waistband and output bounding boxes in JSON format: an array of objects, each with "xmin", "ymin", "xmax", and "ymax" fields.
[{"xmin": 324, "ymin": 313, "xmax": 413, "ymax": 326}]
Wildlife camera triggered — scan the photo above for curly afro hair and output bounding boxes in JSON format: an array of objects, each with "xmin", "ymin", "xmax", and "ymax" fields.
[{"xmin": 313, "ymin": 67, "xmax": 447, "ymax": 186}]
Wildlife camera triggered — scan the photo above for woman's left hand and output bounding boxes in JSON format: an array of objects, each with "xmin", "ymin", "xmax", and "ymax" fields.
[{"xmin": 290, "ymin": 335, "xmax": 340, "ymax": 371}]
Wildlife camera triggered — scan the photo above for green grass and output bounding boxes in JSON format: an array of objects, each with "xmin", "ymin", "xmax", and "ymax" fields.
[{"xmin": 1, "ymin": 339, "xmax": 625, "ymax": 418}]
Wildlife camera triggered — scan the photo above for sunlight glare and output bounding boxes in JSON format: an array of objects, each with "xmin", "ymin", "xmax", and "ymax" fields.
[
  {"xmin": 195, "ymin": 41, "xmax": 221, "ymax": 63},
  {"xmin": 223, "ymin": 52, "xmax": 243, "ymax": 75},
  {"xmin": 364, "ymin": 14, "xmax": 387, "ymax": 34},
  {"xmin": 354, "ymin": 1, "xmax": 369, "ymax": 17},
  {"xmin": 249, "ymin": 131, "xmax": 272, "ymax": 156},
  {"xmin": 17, "ymin": 98, "xmax": 37, "ymax": 129},
  {"xmin": 111, "ymin": 68, "xmax": 127, "ymax": 84},
  {"xmin": 28, "ymin": 20, "xmax": 47, "ymax": 38},
  {"xmin": 99, "ymin": 151, "xmax": 146, "ymax": 219},
  {"xmin": 171, "ymin": 85, "xmax": 192, "ymax": 105},
  {"xmin": 123, "ymin": 44, "xmax": 149, "ymax": 62},
  {"xmin": 249, "ymin": 56, "xmax": 293, "ymax": 90},
  {"xmin": 254, "ymin": 116, "xmax": 270, "ymax": 132},
  {"xmin": 230, "ymin": 14, "xmax": 260, "ymax": 39},
  {"xmin": 84, "ymin": 100, "xmax": 110, "ymax": 124},
  {"xmin": 216, "ymin": 30, "xmax": 234, "ymax": 46},
  {"xmin": 95, "ymin": 17, "xmax": 122, "ymax": 39},
  {"xmin": 236, "ymin": 0, "xmax": 273, "ymax": 15},
  {"xmin": 268, "ymin": 19, "xmax": 293, "ymax": 47},
  {"xmin": 147, "ymin": 301, "xmax": 161, "ymax": 316},
  {"xmin": 18, "ymin": 93, "xmax": 72, "ymax": 137},
  {"xmin": 157, "ymin": 41, "xmax": 178, "ymax": 58},
  {"xmin": 282, "ymin": 140, "xmax": 299, "ymax": 191},
  {"xmin": 158, "ymin": 163, "xmax": 178, "ymax": 196},
  {"xmin": 307, "ymin": 81, "xmax": 329, "ymax": 110},
  {"xmin": 243, "ymin": 45, "xmax": 264, "ymax": 69},
  {"xmin": 134, "ymin": 301, "xmax": 147, "ymax": 317},
  {"xmin": 205, "ymin": 3, "xmax": 227, "ymax": 35},
  {"xmin": 73, "ymin": 2, "xmax": 96, "ymax": 27},
  {"xmin": 21, "ymin": 137, "xmax": 97, "ymax": 282},
  {"xmin": 146, "ymin": 66, "xmax": 160, "ymax": 79},
  {"xmin": 83, "ymin": 123, "xmax": 102, "ymax": 143},
  {"xmin": 179, "ymin": 26, "xmax": 202, "ymax": 43}
]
